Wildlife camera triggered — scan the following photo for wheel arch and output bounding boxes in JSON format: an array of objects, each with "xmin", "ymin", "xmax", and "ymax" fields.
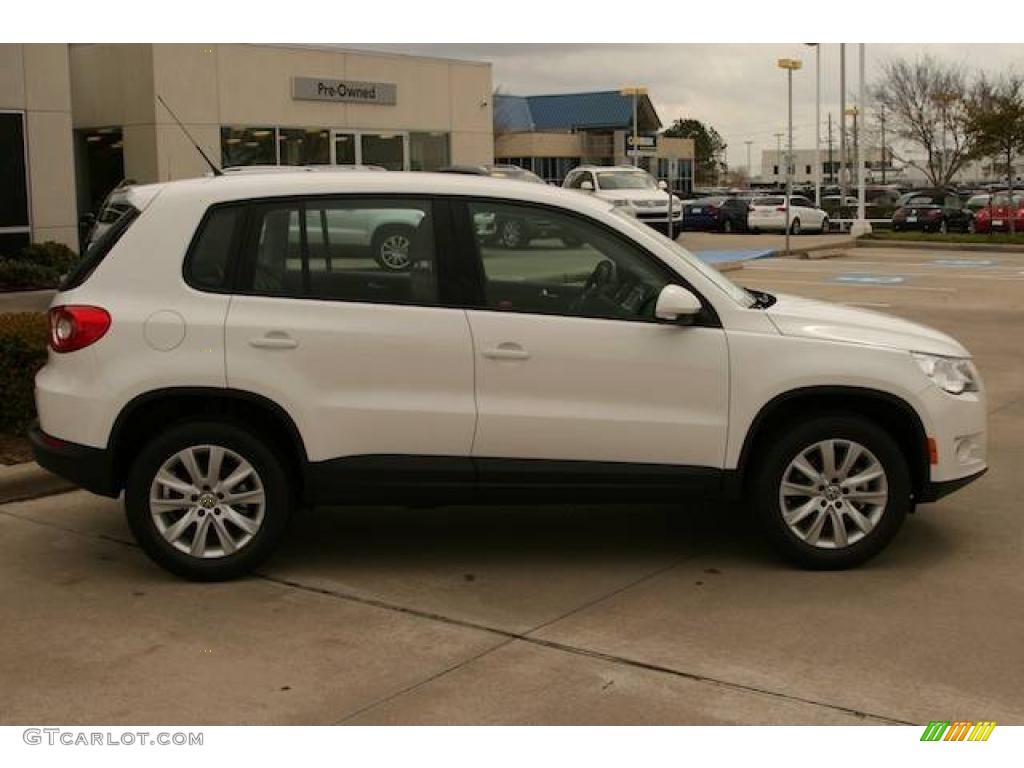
[
  {"xmin": 108, "ymin": 387, "xmax": 310, "ymax": 501},
  {"xmin": 733, "ymin": 386, "xmax": 929, "ymax": 500}
]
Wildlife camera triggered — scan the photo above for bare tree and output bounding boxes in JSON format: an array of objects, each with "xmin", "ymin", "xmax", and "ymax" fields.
[
  {"xmin": 967, "ymin": 72, "xmax": 1024, "ymax": 231},
  {"xmin": 872, "ymin": 56, "xmax": 977, "ymax": 187}
]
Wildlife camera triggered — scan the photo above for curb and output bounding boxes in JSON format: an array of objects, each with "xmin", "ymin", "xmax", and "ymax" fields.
[
  {"xmin": 858, "ymin": 238, "xmax": 1024, "ymax": 253},
  {"xmin": 0, "ymin": 462, "xmax": 75, "ymax": 504},
  {"xmin": 771, "ymin": 238, "xmax": 858, "ymax": 260}
]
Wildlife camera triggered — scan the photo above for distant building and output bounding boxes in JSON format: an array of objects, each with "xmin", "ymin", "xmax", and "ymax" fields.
[{"xmin": 493, "ymin": 90, "xmax": 695, "ymax": 191}]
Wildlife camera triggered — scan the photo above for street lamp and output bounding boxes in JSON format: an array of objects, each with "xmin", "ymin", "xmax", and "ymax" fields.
[
  {"xmin": 850, "ymin": 43, "xmax": 872, "ymax": 236},
  {"xmin": 777, "ymin": 57, "xmax": 802, "ymax": 255},
  {"xmin": 845, "ymin": 106, "xmax": 859, "ymax": 196},
  {"xmin": 805, "ymin": 44, "xmax": 821, "ymax": 206},
  {"xmin": 620, "ymin": 86, "xmax": 648, "ymax": 168}
]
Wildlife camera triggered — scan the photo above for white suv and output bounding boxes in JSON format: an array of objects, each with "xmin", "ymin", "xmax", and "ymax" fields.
[
  {"xmin": 564, "ymin": 166, "xmax": 683, "ymax": 229},
  {"xmin": 32, "ymin": 172, "xmax": 987, "ymax": 580}
]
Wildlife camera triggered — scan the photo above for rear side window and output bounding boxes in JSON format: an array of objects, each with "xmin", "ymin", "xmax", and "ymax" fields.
[
  {"xmin": 240, "ymin": 197, "xmax": 438, "ymax": 306},
  {"xmin": 60, "ymin": 205, "xmax": 139, "ymax": 291},
  {"xmin": 184, "ymin": 206, "xmax": 243, "ymax": 291}
]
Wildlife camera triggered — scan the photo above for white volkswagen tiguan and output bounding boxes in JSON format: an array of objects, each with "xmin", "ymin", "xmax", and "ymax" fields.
[{"xmin": 32, "ymin": 171, "xmax": 987, "ymax": 580}]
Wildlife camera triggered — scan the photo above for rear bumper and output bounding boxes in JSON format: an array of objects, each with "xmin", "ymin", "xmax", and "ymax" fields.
[
  {"xmin": 28, "ymin": 422, "xmax": 120, "ymax": 498},
  {"xmin": 919, "ymin": 467, "xmax": 987, "ymax": 503}
]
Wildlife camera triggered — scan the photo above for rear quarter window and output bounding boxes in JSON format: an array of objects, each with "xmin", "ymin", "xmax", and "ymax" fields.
[{"xmin": 184, "ymin": 205, "xmax": 244, "ymax": 291}]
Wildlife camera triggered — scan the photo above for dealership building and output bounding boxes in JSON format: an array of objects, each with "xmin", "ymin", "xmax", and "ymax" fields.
[{"xmin": 1, "ymin": 43, "xmax": 494, "ymax": 253}]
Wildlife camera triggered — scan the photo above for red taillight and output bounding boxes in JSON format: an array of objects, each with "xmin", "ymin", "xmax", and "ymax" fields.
[
  {"xmin": 776, "ymin": 206, "xmax": 787, "ymax": 212},
  {"xmin": 48, "ymin": 306, "xmax": 111, "ymax": 353}
]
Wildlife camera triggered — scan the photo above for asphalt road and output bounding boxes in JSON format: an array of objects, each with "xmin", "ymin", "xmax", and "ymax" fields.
[{"xmin": 1, "ymin": 245, "xmax": 1022, "ymax": 725}]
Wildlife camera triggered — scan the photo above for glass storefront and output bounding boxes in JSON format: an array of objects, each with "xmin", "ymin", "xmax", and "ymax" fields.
[
  {"xmin": 74, "ymin": 127, "xmax": 125, "ymax": 220},
  {"xmin": 334, "ymin": 132, "xmax": 356, "ymax": 165},
  {"xmin": 360, "ymin": 133, "xmax": 404, "ymax": 170},
  {"xmin": 0, "ymin": 111, "xmax": 30, "ymax": 256},
  {"xmin": 409, "ymin": 132, "xmax": 449, "ymax": 171},
  {"xmin": 221, "ymin": 126, "xmax": 276, "ymax": 167},
  {"xmin": 279, "ymin": 128, "xmax": 330, "ymax": 166}
]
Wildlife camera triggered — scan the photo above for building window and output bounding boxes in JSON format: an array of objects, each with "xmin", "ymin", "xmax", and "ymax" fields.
[
  {"xmin": 773, "ymin": 165, "xmax": 779, "ymax": 175},
  {"xmin": 0, "ymin": 111, "xmax": 30, "ymax": 256},
  {"xmin": 75, "ymin": 127, "xmax": 125, "ymax": 221},
  {"xmin": 805, "ymin": 164, "xmax": 812, "ymax": 175},
  {"xmin": 278, "ymin": 128, "xmax": 330, "ymax": 165},
  {"xmin": 409, "ymin": 132, "xmax": 449, "ymax": 171},
  {"xmin": 221, "ymin": 126, "xmax": 277, "ymax": 167}
]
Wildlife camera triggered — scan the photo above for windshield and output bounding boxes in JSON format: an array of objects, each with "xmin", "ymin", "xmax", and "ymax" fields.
[
  {"xmin": 610, "ymin": 207, "xmax": 756, "ymax": 308},
  {"xmin": 596, "ymin": 171, "xmax": 658, "ymax": 190},
  {"xmin": 691, "ymin": 197, "xmax": 725, "ymax": 206},
  {"xmin": 991, "ymin": 193, "xmax": 1024, "ymax": 207}
]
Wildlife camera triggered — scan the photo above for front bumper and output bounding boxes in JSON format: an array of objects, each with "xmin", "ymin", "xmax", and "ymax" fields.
[
  {"xmin": 28, "ymin": 422, "xmax": 120, "ymax": 498},
  {"xmin": 919, "ymin": 467, "xmax": 988, "ymax": 503}
]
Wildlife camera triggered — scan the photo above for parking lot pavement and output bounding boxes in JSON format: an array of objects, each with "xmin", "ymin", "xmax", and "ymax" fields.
[
  {"xmin": 677, "ymin": 230, "xmax": 853, "ymax": 254},
  {"xmin": 1, "ymin": 245, "xmax": 1023, "ymax": 725}
]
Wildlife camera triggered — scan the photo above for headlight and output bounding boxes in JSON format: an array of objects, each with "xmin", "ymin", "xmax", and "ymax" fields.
[
  {"xmin": 609, "ymin": 199, "xmax": 632, "ymax": 208},
  {"xmin": 912, "ymin": 352, "xmax": 979, "ymax": 395}
]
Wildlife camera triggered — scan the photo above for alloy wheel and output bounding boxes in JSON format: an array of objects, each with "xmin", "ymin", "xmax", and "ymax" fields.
[
  {"xmin": 379, "ymin": 234, "xmax": 411, "ymax": 270},
  {"xmin": 778, "ymin": 439, "xmax": 888, "ymax": 549},
  {"xmin": 149, "ymin": 445, "xmax": 266, "ymax": 559}
]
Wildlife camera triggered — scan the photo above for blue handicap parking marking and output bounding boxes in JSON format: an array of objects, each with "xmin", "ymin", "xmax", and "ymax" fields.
[
  {"xmin": 931, "ymin": 258, "xmax": 998, "ymax": 267},
  {"xmin": 834, "ymin": 274, "xmax": 906, "ymax": 285}
]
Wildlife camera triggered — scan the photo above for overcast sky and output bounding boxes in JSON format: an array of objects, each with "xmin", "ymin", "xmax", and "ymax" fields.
[{"xmin": 350, "ymin": 44, "xmax": 1024, "ymax": 171}]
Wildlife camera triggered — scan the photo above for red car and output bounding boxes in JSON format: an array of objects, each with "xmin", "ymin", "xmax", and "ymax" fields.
[{"xmin": 973, "ymin": 192, "xmax": 1024, "ymax": 233}]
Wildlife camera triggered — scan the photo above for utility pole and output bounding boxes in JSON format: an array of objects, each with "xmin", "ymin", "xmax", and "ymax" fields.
[
  {"xmin": 774, "ymin": 132, "xmax": 784, "ymax": 187},
  {"xmin": 851, "ymin": 43, "xmax": 871, "ymax": 236},
  {"xmin": 777, "ymin": 57, "xmax": 803, "ymax": 254},
  {"xmin": 879, "ymin": 104, "xmax": 887, "ymax": 185},
  {"xmin": 827, "ymin": 113, "xmax": 834, "ymax": 185},
  {"xmin": 840, "ymin": 44, "xmax": 847, "ymax": 203},
  {"xmin": 806, "ymin": 43, "xmax": 821, "ymax": 205}
]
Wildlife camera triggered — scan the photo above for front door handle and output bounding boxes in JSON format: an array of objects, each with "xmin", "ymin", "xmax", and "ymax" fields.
[
  {"xmin": 249, "ymin": 332, "xmax": 298, "ymax": 350},
  {"xmin": 482, "ymin": 342, "xmax": 529, "ymax": 361}
]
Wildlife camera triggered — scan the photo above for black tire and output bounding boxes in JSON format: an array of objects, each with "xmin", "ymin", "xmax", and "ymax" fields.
[
  {"xmin": 820, "ymin": 216, "xmax": 830, "ymax": 234},
  {"xmin": 939, "ymin": 220, "xmax": 949, "ymax": 235},
  {"xmin": 966, "ymin": 218, "xmax": 976, "ymax": 234},
  {"xmin": 371, "ymin": 224, "xmax": 415, "ymax": 272},
  {"xmin": 496, "ymin": 217, "xmax": 528, "ymax": 249},
  {"xmin": 750, "ymin": 414, "xmax": 911, "ymax": 569},
  {"xmin": 125, "ymin": 421, "xmax": 292, "ymax": 581},
  {"xmin": 790, "ymin": 218, "xmax": 802, "ymax": 235},
  {"xmin": 723, "ymin": 218, "xmax": 734, "ymax": 233}
]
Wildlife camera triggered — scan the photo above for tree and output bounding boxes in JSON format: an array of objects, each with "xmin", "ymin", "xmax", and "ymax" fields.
[
  {"xmin": 872, "ymin": 56, "xmax": 977, "ymax": 188},
  {"xmin": 967, "ymin": 73, "xmax": 1024, "ymax": 232},
  {"xmin": 664, "ymin": 118, "xmax": 727, "ymax": 184}
]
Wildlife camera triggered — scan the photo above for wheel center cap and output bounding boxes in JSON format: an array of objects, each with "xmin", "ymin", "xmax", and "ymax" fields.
[
  {"xmin": 824, "ymin": 485, "xmax": 841, "ymax": 501},
  {"xmin": 199, "ymin": 493, "xmax": 217, "ymax": 509}
]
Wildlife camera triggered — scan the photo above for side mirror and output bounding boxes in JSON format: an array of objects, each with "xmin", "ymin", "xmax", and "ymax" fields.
[
  {"xmin": 658, "ymin": 180, "xmax": 668, "ymax": 191},
  {"xmin": 580, "ymin": 180, "xmax": 594, "ymax": 192},
  {"xmin": 655, "ymin": 284, "xmax": 702, "ymax": 323}
]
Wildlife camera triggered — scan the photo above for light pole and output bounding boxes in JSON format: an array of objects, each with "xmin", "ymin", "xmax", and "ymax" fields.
[
  {"xmin": 745, "ymin": 140, "xmax": 753, "ymax": 182},
  {"xmin": 840, "ymin": 44, "xmax": 847, "ymax": 203},
  {"xmin": 805, "ymin": 43, "xmax": 821, "ymax": 205},
  {"xmin": 620, "ymin": 86, "xmax": 647, "ymax": 168},
  {"xmin": 778, "ymin": 57, "xmax": 803, "ymax": 255},
  {"xmin": 850, "ymin": 44, "xmax": 872, "ymax": 236},
  {"xmin": 774, "ymin": 132, "xmax": 784, "ymax": 186}
]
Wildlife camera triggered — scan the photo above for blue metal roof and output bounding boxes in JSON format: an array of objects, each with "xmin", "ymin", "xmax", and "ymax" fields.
[{"xmin": 494, "ymin": 91, "xmax": 661, "ymax": 133}]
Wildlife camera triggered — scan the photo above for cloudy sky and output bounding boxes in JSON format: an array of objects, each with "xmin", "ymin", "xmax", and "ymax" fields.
[{"xmin": 351, "ymin": 44, "xmax": 1024, "ymax": 172}]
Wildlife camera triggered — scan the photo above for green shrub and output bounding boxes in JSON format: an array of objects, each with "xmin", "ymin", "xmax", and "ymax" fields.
[
  {"xmin": 0, "ymin": 241, "xmax": 79, "ymax": 291},
  {"xmin": 0, "ymin": 313, "xmax": 49, "ymax": 433},
  {"xmin": 0, "ymin": 260, "xmax": 61, "ymax": 291}
]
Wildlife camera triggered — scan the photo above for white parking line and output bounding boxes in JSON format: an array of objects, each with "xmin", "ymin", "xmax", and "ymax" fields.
[
  {"xmin": 841, "ymin": 301, "xmax": 892, "ymax": 308},
  {"xmin": 743, "ymin": 277, "xmax": 957, "ymax": 293}
]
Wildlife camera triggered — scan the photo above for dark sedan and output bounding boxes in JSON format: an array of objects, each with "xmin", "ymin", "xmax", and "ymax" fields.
[
  {"xmin": 891, "ymin": 192, "xmax": 974, "ymax": 234},
  {"xmin": 681, "ymin": 197, "xmax": 752, "ymax": 233}
]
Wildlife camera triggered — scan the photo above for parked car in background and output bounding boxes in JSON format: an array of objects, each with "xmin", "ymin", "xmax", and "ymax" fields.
[
  {"xmin": 973, "ymin": 192, "xmax": 1024, "ymax": 233},
  {"xmin": 964, "ymin": 193, "xmax": 992, "ymax": 213},
  {"xmin": 564, "ymin": 166, "xmax": 683, "ymax": 231},
  {"xmin": 747, "ymin": 195, "xmax": 829, "ymax": 234},
  {"xmin": 891, "ymin": 191, "xmax": 975, "ymax": 233},
  {"xmin": 439, "ymin": 164, "xmax": 546, "ymax": 184},
  {"xmin": 681, "ymin": 196, "xmax": 752, "ymax": 233}
]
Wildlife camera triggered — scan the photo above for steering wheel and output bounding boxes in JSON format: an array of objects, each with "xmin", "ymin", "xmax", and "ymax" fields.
[{"xmin": 569, "ymin": 259, "xmax": 618, "ymax": 313}]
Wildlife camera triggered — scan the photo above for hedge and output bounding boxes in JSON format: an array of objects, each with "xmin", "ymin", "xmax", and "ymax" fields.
[
  {"xmin": 0, "ymin": 241, "xmax": 79, "ymax": 291},
  {"xmin": 0, "ymin": 313, "xmax": 49, "ymax": 433}
]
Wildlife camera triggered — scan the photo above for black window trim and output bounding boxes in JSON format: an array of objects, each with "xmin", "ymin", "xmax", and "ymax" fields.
[
  {"xmin": 447, "ymin": 195, "xmax": 722, "ymax": 328},
  {"xmin": 61, "ymin": 204, "xmax": 141, "ymax": 291},
  {"xmin": 183, "ymin": 193, "xmax": 457, "ymax": 309}
]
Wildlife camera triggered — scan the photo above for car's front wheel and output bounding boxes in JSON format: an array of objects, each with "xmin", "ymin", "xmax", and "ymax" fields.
[
  {"xmin": 752, "ymin": 415, "xmax": 911, "ymax": 569},
  {"xmin": 125, "ymin": 421, "xmax": 292, "ymax": 581}
]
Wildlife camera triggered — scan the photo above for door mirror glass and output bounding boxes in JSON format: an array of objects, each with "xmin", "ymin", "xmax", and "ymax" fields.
[
  {"xmin": 655, "ymin": 284, "xmax": 702, "ymax": 322},
  {"xmin": 580, "ymin": 180, "xmax": 594, "ymax": 192}
]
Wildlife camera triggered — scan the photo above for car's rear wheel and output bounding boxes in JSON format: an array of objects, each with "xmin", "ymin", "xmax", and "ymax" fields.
[
  {"xmin": 752, "ymin": 414, "xmax": 911, "ymax": 569},
  {"xmin": 723, "ymin": 219, "xmax": 734, "ymax": 233},
  {"xmin": 371, "ymin": 225, "xmax": 414, "ymax": 272},
  {"xmin": 125, "ymin": 421, "xmax": 292, "ymax": 581},
  {"xmin": 820, "ymin": 216, "xmax": 830, "ymax": 233},
  {"xmin": 790, "ymin": 218, "xmax": 801, "ymax": 235}
]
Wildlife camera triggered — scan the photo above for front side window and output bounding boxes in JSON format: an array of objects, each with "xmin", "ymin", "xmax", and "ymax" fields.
[
  {"xmin": 242, "ymin": 198, "xmax": 437, "ymax": 306},
  {"xmin": 467, "ymin": 201, "xmax": 672, "ymax": 322}
]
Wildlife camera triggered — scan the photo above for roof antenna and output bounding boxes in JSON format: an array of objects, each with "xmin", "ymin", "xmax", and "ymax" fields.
[{"xmin": 156, "ymin": 94, "xmax": 223, "ymax": 177}]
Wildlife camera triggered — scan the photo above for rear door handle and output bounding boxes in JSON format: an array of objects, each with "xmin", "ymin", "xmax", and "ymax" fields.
[
  {"xmin": 249, "ymin": 332, "xmax": 298, "ymax": 350},
  {"xmin": 482, "ymin": 342, "xmax": 529, "ymax": 361}
]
